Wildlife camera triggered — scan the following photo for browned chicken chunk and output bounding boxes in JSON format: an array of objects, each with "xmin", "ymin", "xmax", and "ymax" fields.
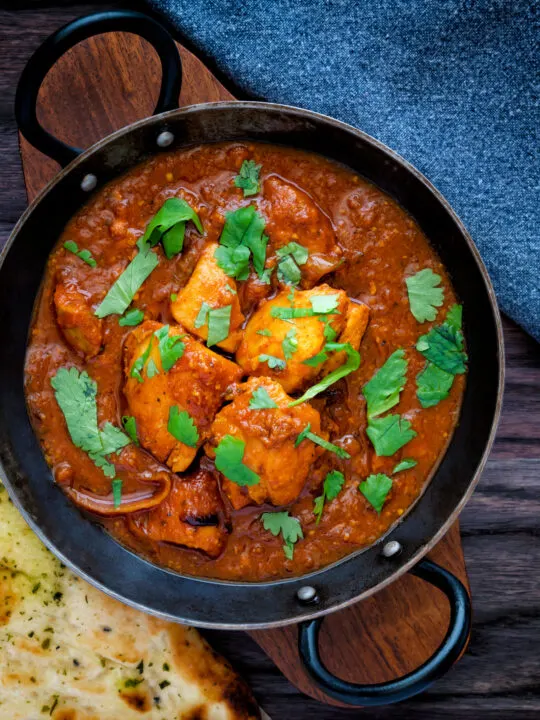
[
  {"xmin": 261, "ymin": 175, "xmax": 343, "ymax": 287},
  {"xmin": 54, "ymin": 281, "xmax": 103, "ymax": 358},
  {"xmin": 170, "ymin": 242, "xmax": 245, "ymax": 352},
  {"xmin": 205, "ymin": 377, "xmax": 324, "ymax": 509},
  {"xmin": 236, "ymin": 284, "xmax": 368, "ymax": 394},
  {"xmin": 128, "ymin": 469, "xmax": 227, "ymax": 557},
  {"xmin": 123, "ymin": 321, "xmax": 242, "ymax": 473}
]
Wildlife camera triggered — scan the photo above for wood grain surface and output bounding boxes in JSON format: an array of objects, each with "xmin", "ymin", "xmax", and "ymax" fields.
[{"xmin": 1, "ymin": 3, "xmax": 539, "ymax": 719}]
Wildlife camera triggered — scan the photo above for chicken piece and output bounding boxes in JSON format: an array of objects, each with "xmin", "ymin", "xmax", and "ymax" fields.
[
  {"xmin": 236, "ymin": 284, "xmax": 349, "ymax": 394},
  {"xmin": 123, "ymin": 321, "xmax": 242, "ymax": 472},
  {"xmin": 128, "ymin": 469, "xmax": 227, "ymax": 557},
  {"xmin": 170, "ymin": 243, "xmax": 245, "ymax": 352},
  {"xmin": 205, "ymin": 377, "xmax": 324, "ymax": 509},
  {"xmin": 261, "ymin": 175, "xmax": 343, "ymax": 287},
  {"xmin": 54, "ymin": 281, "xmax": 103, "ymax": 358},
  {"xmin": 323, "ymin": 301, "xmax": 370, "ymax": 375}
]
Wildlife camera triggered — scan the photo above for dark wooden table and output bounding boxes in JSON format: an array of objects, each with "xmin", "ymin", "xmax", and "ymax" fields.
[{"xmin": 2, "ymin": 2, "xmax": 539, "ymax": 718}]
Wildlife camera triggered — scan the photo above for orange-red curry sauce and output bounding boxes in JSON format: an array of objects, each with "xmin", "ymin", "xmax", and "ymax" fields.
[{"xmin": 25, "ymin": 142, "xmax": 464, "ymax": 581}]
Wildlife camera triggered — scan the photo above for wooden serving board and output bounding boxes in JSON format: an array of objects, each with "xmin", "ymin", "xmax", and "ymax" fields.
[{"xmin": 18, "ymin": 28, "xmax": 471, "ymax": 708}]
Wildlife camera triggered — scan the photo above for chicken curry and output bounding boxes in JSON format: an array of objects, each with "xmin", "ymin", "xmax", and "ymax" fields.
[{"xmin": 25, "ymin": 142, "xmax": 467, "ymax": 581}]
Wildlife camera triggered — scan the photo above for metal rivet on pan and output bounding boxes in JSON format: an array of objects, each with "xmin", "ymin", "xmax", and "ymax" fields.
[
  {"xmin": 156, "ymin": 130, "xmax": 174, "ymax": 148},
  {"xmin": 80, "ymin": 174, "xmax": 97, "ymax": 192},
  {"xmin": 382, "ymin": 540, "xmax": 402, "ymax": 558},
  {"xmin": 296, "ymin": 586, "xmax": 318, "ymax": 604}
]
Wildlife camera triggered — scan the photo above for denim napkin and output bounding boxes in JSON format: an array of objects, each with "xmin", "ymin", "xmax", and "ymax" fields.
[{"xmin": 150, "ymin": 0, "xmax": 539, "ymax": 340}]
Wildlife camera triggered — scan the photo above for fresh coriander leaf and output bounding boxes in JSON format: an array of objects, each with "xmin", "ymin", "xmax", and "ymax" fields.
[
  {"xmin": 289, "ymin": 343, "xmax": 361, "ymax": 407},
  {"xmin": 88, "ymin": 452, "xmax": 116, "ymax": 478},
  {"xmin": 416, "ymin": 305, "xmax": 467, "ymax": 375},
  {"xmin": 98, "ymin": 422, "xmax": 130, "ymax": 455},
  {"xmin": 194, "ymin": 301, "xmax": 211, "ymax": 329},
  {"xmin": 276, "ymin": 241, "xmax": 309, "ymax": 265},
  {"xmin": 95, "ymin": 248, "xmax": 158, "ymax": 318},
  {"xmin": 249, "ymin": 387, "xmax": 278, "ymax": 409},
  {"xmin": 446, "ymin": 303, "xmax": 463, "ymax": 331},
  {"xmin": 322, "ymin": 316, "xmax": 338, "ymax": 341},
  {"xmin": 225, "ymin": 283, "xmax": 237, "ymax": 295},
  {"xmin": 366, "ymin": 414, "xmax": 416, "ymax": 456},
  {"xmin": 416, "ymin": 362, "xmax": 454, "ymax": 408},
  {"xmin": 282, "ymin": 327, "xmax": 298, "ymax": 360},
  {"xmin": 137, "ymin": 197, "xmax": 203, "ymax": 256},
  {"xmin": 234, "ymin": 159, "xmax": 261, "ymax": 197},
  {"xmin": 111, "ymin": 479, "xmax": 122, "ymax": 509},
  {"xmin": 146, "ymin": 357, "xmax": 160, "ymax": 378},
  {"xmin": 122, "ymin": 416, "xmax": 139, "ymax": 445},
  {"xmin": 119, "ymin": 308, "xmax": 144, "ymax": 326},
  {"xmin": 214, "ymin": 435, "xmax": 260, "ymax": 486},
  {"xmin": 363, "ymin": 349, "xmax": 408, "ymax": 418},
  {"xmin": 51, "ymin": 368, "xmax": 102, "ymax": 454},
  {"xmin": 359, "ymin": 473, "xmax": 393, "ymax": 513},
  {"xmin": 259, "ymin": 354, "xmax": 286, "ymax": 370},
  {"xmin": 207, "ymin": 305, "xmax": 232, "ymax": 347},
  {"xmin": 393, "ymin": 458, "xmax": 417, "ymax": 474},
  {"xmin": 154, "ymin": 325, "xmax": 185, "ymax": 371},
  {"xmin": 406, "ymin": 268, "xmax": 444, "ymax": 323},
  {"xmin": 270, "ymin": 306, "xmax": 317, "ymax": 320},
  {"xmin": 64, "ymin": 240, "xmax": 97, "ymax": 267},
  {"xmin": 170, "ymin": 293, "xmax": 178, "ymax": 302},
  {"xmin": 257, "ymin": 328, "xmax": 272, "ymax": 337},
  {"xmin": 130, "ymin": 339, "xmax": 152, "ymax": 383},
  {"xmin": 261, "ymin": 511, "xmax": 303, "ymax": 559},
  {"xmin": 217, "ymin": 206, "xmax": 268, "ymax": 280},
  {"xmin": 168, "ymin": 406, "xmax": 199, "ymax": 447},
  {"xmin": 313, "ymin": 469, "xmax": 345, "ymax": 523},
  {"xmin": 310, "ymin": 294, "xmax": 340, "ymax": 314},
  {"xmin": 303, "ymin": 350, "xmax": 329, "ymax": 367},
  {"xmin": 277, "ymin": 255, "xmax": 302, "ymax": 286},
  {"xmin": 295, "ymin": 423, "xmax": 350, "ymax": 459},
  {"xmin": 214, "ymin": 244, "xmax": 251, "ymax": 281}
]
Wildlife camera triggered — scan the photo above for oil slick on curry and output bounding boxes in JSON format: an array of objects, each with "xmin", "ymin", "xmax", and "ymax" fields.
[{"xmin": 25, "ymin": 143, "xmax": 467, "ymax": 581}]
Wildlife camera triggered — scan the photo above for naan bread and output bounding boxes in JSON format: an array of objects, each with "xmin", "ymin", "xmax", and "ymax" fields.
[{"xmin": 0, "ymin": 483, "xmax": 259, "ymax": 720}]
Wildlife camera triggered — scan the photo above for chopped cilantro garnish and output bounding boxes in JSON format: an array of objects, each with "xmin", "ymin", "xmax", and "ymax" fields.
[
  {"xmin": 276, "ymin": 241, "xmax": 309, "ymax": 266},
  {"xmin": 359, "ymin": 473, "xmax": 393, "ymax": 513},
  {"xmin": 249, "ymin": 387, "xmax": 278, "ymax": 409},
  {"xmin": 257, "ymin": 328, "xmax": 272, "ymax": 337},
  {"xmin": 310, "ymin": 294, "xmax": 340, "ymax": 314},
  {"xmin": 168, "ymin": 406, "xmax": 199, "ymax": 447},
  {"xmin": 277, "ymin": 255, "xmax": 302, "ymax": 286},
  {"xmin": 406, "ymin": 268, "xmax": 444, "ymax": 323},
  {"xmin": 295, "ymin": 423, "xmax": 350, "ymax": 458},
  {"xmin": 95, "ymin": 248, "xmax": 158, "ymax": 318},
  {"xmin": 416, "ymin": 362, "xmax": 454, "ymax": 408},
  {"xmin": 170, "ymin": 293, "xmax": 178, "ymax": 302},
  {"xmin": 119, "ymin": 308, "xmax": 144, "ymax": 326},
  {"xmin": 146, "ymin": 358, "xmax": 160, "ymax": 378},
  {"xmin": 270, "ymin": 294, "xmax": 340, "ymax": 320},
  {"xmin": 234, "ymin": 159, "xmax": 261, "ymax": 197},
  {"xmin": 366, "ymin": 414, "xmax": 416, "ymax": 456},
  {"xmin": 259, "ymin": 354, "xmax": 286, "ymax": 370},
  {"xmin": 214, "ymin": 435, "xmax": 260, "ymax": 486},
  {"xmin": 289, "ymin": 343, "xmax": 361, "ymax": 407},
  {"xmin": 321, "ymin": 316, "xmax": 338, "ymax": 341},
  {"xmin": 416, "ymin": 304, "xmax": 467, "ymax": 375},
  {"xmin": 207, "ymin": 305, "xmax": 232, "ymax": 347},
  {"xmin": 392, "ymin": 458, "xmax": 417, "ymax": 474},
  {"xmin": 124, "ymin": 677, "xmax": 143, "ymax": 688},
  {"xmin": 216, "ymin": 205, "xmax": 268, "ymax": 281},
  {"xmin": 130, "ymin": 339, "xmax": 152, "ymax": 382},
  {"xmin": 64, "ymin": 240, "xmax": 97, "ymax": 267},
  {"xmin": 363, "ymin": 349, "xmax": 408, "ymax": 418},
  {"xmin": 136, "ymin": 197, "xmax": 203, "ymax": 259},
  {"xmin": 282, "ymin": 327, "xmax": 298, "ymax": 360},
  {"xmin": 51, "ymin": 367, "xmax": 130, "ymax": 481},
  {"xmin": 111, "ymin": 479, "xmax": 122, "ymax": 508},
  {"xmin": 154, "ymin": 325, "xmax": 185, "ymax": 371},
  {"xmin": 313, "ymin": 470, "xmax": 345, "ymax": 523},
  {"xmin": 195, "ymin": 301, "xmax": 211, "ymax": 328},
  {"xmin": 261, "ymin": 511, "xmax": 303, "ymax": 560}
]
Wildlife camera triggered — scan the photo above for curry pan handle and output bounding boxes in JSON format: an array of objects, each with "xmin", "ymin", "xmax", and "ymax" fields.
[
  {"xmin": 298, "ymin": 559, "xmax": 471, "ymax": 706},
  {"xmin": 15, "ymin": 10, "xmax": 182, "ymax": 167}
]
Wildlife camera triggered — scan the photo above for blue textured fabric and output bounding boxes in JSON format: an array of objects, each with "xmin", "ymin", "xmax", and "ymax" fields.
[{"xmin": 150, "ymin": 0, "xmax": 539, "ymax": 340}]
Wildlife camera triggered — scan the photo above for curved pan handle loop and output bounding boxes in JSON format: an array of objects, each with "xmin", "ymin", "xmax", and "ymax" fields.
[
  {"xmin": 298, "ymin": 559, "xmax": 471, "ymax": 706},
  {"xmin": 15, "ymin": 10, "xmax": 182, "ymax": 167}
]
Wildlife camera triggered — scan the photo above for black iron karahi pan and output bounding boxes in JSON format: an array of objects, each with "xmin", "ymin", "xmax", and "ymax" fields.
[{"xmin": 0, "ymin": 10, "xmax": 504, "ymax": 706}]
